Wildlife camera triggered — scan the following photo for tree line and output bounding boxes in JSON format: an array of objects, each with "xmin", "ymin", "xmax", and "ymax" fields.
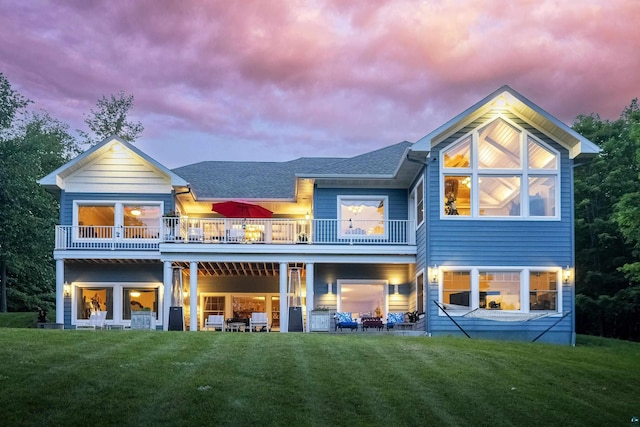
[
  {"xmin": 0, "ymin": 72, "xmax": 142, "ymax": 312},
  {"xmin": 1, "ymin": 71, "xmax": 639, "ymax": 340}
]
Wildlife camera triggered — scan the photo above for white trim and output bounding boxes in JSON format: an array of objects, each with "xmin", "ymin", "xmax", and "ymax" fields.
[
  {"xmin": 439, "ymin": 114, "xmax": 561, "ymax": 220},
  {"xmin": 410, "ymin": 177, "xmax": 425, "ymax": 229},
  {"xmin": 437, "ymin": 266, "xmax": 563, "ymax": 316},
  {"xmin": 337, "ymin": 195, "xmax": 389, "ymax": 240},
  {"xmin": 70, "ymin": 281, "xmax": 164, "ymax": 327}
]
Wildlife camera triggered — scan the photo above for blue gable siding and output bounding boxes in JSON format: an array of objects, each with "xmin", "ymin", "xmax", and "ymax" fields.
[
  {"xmin": 427, "ymin": 113, "xmax": 573, "ymax": 267},
  {"xmin": 314, "ymin": 187, "xmax": 408, "ymax": 220},
  {"xmin": 423, "ymin": 112, "xmax": 575, "ymax": 344},
  {"xmin": 60, "ymin": 192, "xmax": 175, "ymax": 225}
]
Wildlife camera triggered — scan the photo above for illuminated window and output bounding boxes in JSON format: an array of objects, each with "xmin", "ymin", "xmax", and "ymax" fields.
[
  {"xmin": 441, "ymin": 117, "xmax": 559, "ymax": 218},
  {"xmin": 78, "ymin": 205, "xmax": 114, "ymax": 238},
  {"xmin": 479, "ymin": 271, "xmax": 521, "ymax": 311},
  {"xmin": 76, "ymin": 202, "xmax": 162, "ymax": 239},
  {"xmin": 124, "ymin": 205, "xmax": 161, "ymax": 239},
  {"xmin": 338, "ymin": 196, "xmax": 387, "ymax": 237},
  {"xmin": 77, "ymin": 287, "xmax": 113, "ymax": 320},
  {"xmin": 529, "ymin": 272, "xmax": 558, "ymax": 311},
  {"xmin": 123, "ymin": 288, "xmax": 159, "ymax": 320},
  {"xmin": 443, "ymin": 271, "xmax": 471, "ymax": 309},
  {"xmin": 438, "ymin": 268, "xmax": 562, "ymax": 314}
]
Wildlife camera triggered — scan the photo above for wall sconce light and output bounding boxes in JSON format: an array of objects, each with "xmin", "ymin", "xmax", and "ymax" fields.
[
  {"xmin": 63, "ymin": 282, "xmax": 71, "ymax": 297},
  {"xmin": 305, "ymin": 212, "xmax": 310, "ymax": 220},
  {"xmin": 563, "ymin": 266, "xmax": 572, "ymax": 285},
  {"xmin": 327, "ymin": 283, "xmax": 333, "ymax": 294},
  {"xmin": 394, "ymin": 284, "xmax": 399, "ymax": 295},
  {"xmin": 430, "ymin": 265, "xmax": 439, "ymax": 284}
]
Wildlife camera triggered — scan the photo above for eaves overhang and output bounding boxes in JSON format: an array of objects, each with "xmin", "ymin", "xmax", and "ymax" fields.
[{"xmin": 411, "ymin": 85, "xmax": 600, "ymax": 160}]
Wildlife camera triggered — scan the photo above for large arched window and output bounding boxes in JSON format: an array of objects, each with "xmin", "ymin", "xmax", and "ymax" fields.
[{"xmin": 441, "ymin": 117, "xmax": 559, "ymax": 219}]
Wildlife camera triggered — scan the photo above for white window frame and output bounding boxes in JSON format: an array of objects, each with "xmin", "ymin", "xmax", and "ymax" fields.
[
  {"xmin": 73, "ymin": 200, "xmax": 164, "ymax": 240},
  {"xmin": 70, "ymin": 281, "xmax": 164, "ymax": 327},
  {"xmin": 440, "ymin": 114, "xmax": 560, "ymax": 220},
  {"xmin": 336, "ymin": 195, "xmax": 389, "ymax": 239},
  {"xmin": 410, "ymin": 177, "xmax": 425, "ymax": 229},
  {"xmin": 437, "ymin": 266, "xmax": 563, "ymax": 316}
]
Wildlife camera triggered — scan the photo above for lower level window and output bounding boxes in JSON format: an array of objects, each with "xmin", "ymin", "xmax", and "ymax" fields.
[
  {"xmin": 78, "ymin": 287, "xmax": 113, "ymax": 320},
  {"xmin": 479, "ymin": 271, "xmax": 520, "ymax": 310},
  {"xmin": 440, "ymin": 268, "xmax": 561, "ymax": 313},
  {"xmin": 123, "ymin": 288, "xmax": 159, "ymax": 320}
]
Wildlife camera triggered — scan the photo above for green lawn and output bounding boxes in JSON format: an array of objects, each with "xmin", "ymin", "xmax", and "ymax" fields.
[{"xmin": 0, "ymin": 329, "xmax": 637, "ymax": 426}]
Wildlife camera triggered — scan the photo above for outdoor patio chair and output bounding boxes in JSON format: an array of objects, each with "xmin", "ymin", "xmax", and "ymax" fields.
[
  {"xmin": 203, "ymin": 315, "xmax": 225, "ymax": 331},
  {"xmin": 334, "ymin": 312, "xmax": 358, "ymax": 331},
  {"xmin": 249, "ymin": 312, "xmax": 269, "ymax": 332},
  {"xmin": 386, "ymin": 312, "xmax": 405, "ymax": 330},
  {"xmin": 88, "ymin": 310, "xmax": 107, "ymax": 329}
]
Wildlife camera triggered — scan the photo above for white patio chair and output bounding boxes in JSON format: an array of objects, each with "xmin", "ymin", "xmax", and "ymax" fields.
[
  {"xmin": 203, "ymin": 315, "xmax": 225, "ymax": 331},
  {"xmin": 249, "ymin": 312, "xmax": 269, "ymax": 332},
  {"xmin": 88, "ymin": 310, "xmax": 107, "ymax": 329}
]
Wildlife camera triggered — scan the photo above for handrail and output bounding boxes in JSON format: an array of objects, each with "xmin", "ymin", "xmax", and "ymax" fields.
[{"xmin": 54, "ymin": 218, "xmax": 416, "ymax": 249}]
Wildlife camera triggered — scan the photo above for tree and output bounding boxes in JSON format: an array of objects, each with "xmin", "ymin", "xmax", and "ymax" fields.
[
  {"xmin": 572, "ymin": 100, "xmax": 640, "ymax": 297},
  {"xmin": 0, "ymin": 72, "xmax": 80, "ymax": 312},
  {"xmin": 0, "ymin": 72, "xmax": 30, "ymax": 131},
  {"xmin": 79, "ymin": 91, "xmax": 144, "ymax": 145}
]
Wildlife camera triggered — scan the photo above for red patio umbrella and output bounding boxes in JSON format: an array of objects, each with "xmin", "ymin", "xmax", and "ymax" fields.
[{"xmin": 212, "ymin": 201, "xmax": 273, "ymax": 218}]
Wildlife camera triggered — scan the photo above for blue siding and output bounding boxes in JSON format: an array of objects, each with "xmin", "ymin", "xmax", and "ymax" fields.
[
  {"xmin": 314, "ymin": 187, "xmax": 408, "ymax": 220},
  {"xmin": 60, "ymin": 192, "xmax": 175, "ymax": 225},
  {"xmin": 427, "ymin": 114, "xmax": 572, "ymax": 267},
  {"xmin": 422, "ymin": 112, "xmax": 575, "ymax": 344}
]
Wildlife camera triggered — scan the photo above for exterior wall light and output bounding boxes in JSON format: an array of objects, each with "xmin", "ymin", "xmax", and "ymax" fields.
[
  {"xmin": 430, "ymin": 265, "xmax": 439, "ymax": 284},
  {"xmin": 327, "ymin": 283, "xmax": 333, "ymax": 294},
  {"xmin": 63, "ymin": 282, "xmax": 71, "ymax": 297},
  {"xmin": 563, "ymin": 266, "xmax": 572, "ymax": 285},
  {"xmin": 394, "ymin": 284, "xmax": 399, "ymax": 294}
]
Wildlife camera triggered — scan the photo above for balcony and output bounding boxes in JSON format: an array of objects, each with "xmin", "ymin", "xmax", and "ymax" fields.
[{"xmin": 54, "ymin": 218, "xmax": 415, "ymax": 250}]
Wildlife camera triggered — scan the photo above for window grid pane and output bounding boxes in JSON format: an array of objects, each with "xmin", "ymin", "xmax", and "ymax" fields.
[
  {"xmin": 479, "ymin": 271, "xmax": 520, "ymax": 310},
  {"xmin": 478, "ymin": 119, "xmax": 521, "ymax": 169},
  {"xmin": 444, "ymin": 176, "xmax": 471, "ymax": 216},
  {"xmin": 443, "ymin": 271, "xmax": 471, "ymax": 308},
  {"xmin": 478, "ymin": 176, "xmax": 521, "ymax": 217},
  {"xmin": 529, "ymin": 272, "xmax": 557, "ymax": 311}
]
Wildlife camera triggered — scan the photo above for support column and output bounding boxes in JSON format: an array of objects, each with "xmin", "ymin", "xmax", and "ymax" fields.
[
  {"xmin": 55, "ymin": 259, "xmax": 64, "ymax": 325},
  {"xmin": 163, "ymin": 261, "xmax": 172, "ymax": 331},
  {"xmin": 190, "ymin": 261, "xmax": 198, "ymax": 331},
  {"xmin": 305, "ymin": 263, "xmax": 314, "ymax": 333},
  {"xmin": 279, "ymin": 262, "xmax": 288, "ymax": 333}
]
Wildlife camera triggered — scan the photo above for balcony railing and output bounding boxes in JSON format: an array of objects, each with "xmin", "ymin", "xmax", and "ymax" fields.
[{"xmin": 54, "ymin": 218, "xmax": 415, "ymax": 250}]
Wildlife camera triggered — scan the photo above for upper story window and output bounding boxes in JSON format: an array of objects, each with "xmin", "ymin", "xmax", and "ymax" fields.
[
  {"xmin": 337, "ymin": 196, "xmax": 388, "ymax": 238},
  {"xmin": 75, "ymin": 201, "xmax": 162, "ymax": 239},
  {"xmin": 441, "ymin": 117, "xmax": 559, "ymax": 219},
  {"xmin": 411, "ymin": 178, "xmax": 424, "ymax": 228}
]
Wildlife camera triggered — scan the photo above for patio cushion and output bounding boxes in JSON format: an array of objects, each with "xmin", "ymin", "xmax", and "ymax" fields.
[
  {"xmin": 335, "ymin": 312, "xmax": 353, "ymax": 323},
  {"xmin": 387, "ymin": 312, "xmax": 405, "ymax": 325}
]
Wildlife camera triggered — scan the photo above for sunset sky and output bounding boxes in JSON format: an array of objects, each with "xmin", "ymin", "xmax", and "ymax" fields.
[{"xmin": 1, "ymin": 0, "xmax": 638, "ymax": 168}]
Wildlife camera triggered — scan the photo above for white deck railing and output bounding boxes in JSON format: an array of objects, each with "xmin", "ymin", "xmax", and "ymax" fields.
[{"xmin": 54, "ymin": 218, "xmax": 415, "ymax": 250}]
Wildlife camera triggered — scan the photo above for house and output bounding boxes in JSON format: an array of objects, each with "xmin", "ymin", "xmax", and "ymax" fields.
[{"xmin": 39, "ymin": 85, "xmax": 599, "ymax": 344}]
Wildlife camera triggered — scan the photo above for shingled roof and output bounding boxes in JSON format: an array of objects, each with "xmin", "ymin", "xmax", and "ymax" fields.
[{"xmin": 172, "ymin": 141, "xmax": 413, "ymax": 200}]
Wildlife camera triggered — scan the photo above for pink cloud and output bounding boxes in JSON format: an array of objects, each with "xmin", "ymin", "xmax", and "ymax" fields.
[{"xmin": 0, "ymin": 0, "xmax": 638, "ymax": 168}]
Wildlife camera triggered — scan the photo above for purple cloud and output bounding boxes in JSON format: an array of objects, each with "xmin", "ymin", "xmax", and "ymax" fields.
[{"xmin": 0, "ymin": 0, "xmax": 638, "ymax": 168}]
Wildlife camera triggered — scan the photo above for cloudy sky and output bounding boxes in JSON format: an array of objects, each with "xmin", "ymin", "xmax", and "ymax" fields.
[{"xmin": 1, "ymin": 0, "xmax": 638, "ymax": 168}]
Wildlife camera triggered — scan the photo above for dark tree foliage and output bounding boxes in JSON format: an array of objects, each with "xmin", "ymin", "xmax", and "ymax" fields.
[
  {"xmin": 79, "ymin": 91, "xmax": 144, "ymax": 145},
  {"xmin": 0, "ymin": 73, "xmax": 80, "ymax": 312},
  {"xmin": 573, "ymin": 99, "xmax": 640, "ymax": 341}
]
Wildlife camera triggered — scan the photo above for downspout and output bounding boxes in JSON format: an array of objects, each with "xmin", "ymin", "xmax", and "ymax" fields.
[{"xmin": 407, "ymin": 153, "xmax": 430, "ymax": 335}]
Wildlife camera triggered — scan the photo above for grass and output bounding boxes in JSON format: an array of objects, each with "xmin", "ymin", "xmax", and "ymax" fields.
[{"xmin": 0, "ymin": 331, "xmax": 637, "ymax": 426}]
